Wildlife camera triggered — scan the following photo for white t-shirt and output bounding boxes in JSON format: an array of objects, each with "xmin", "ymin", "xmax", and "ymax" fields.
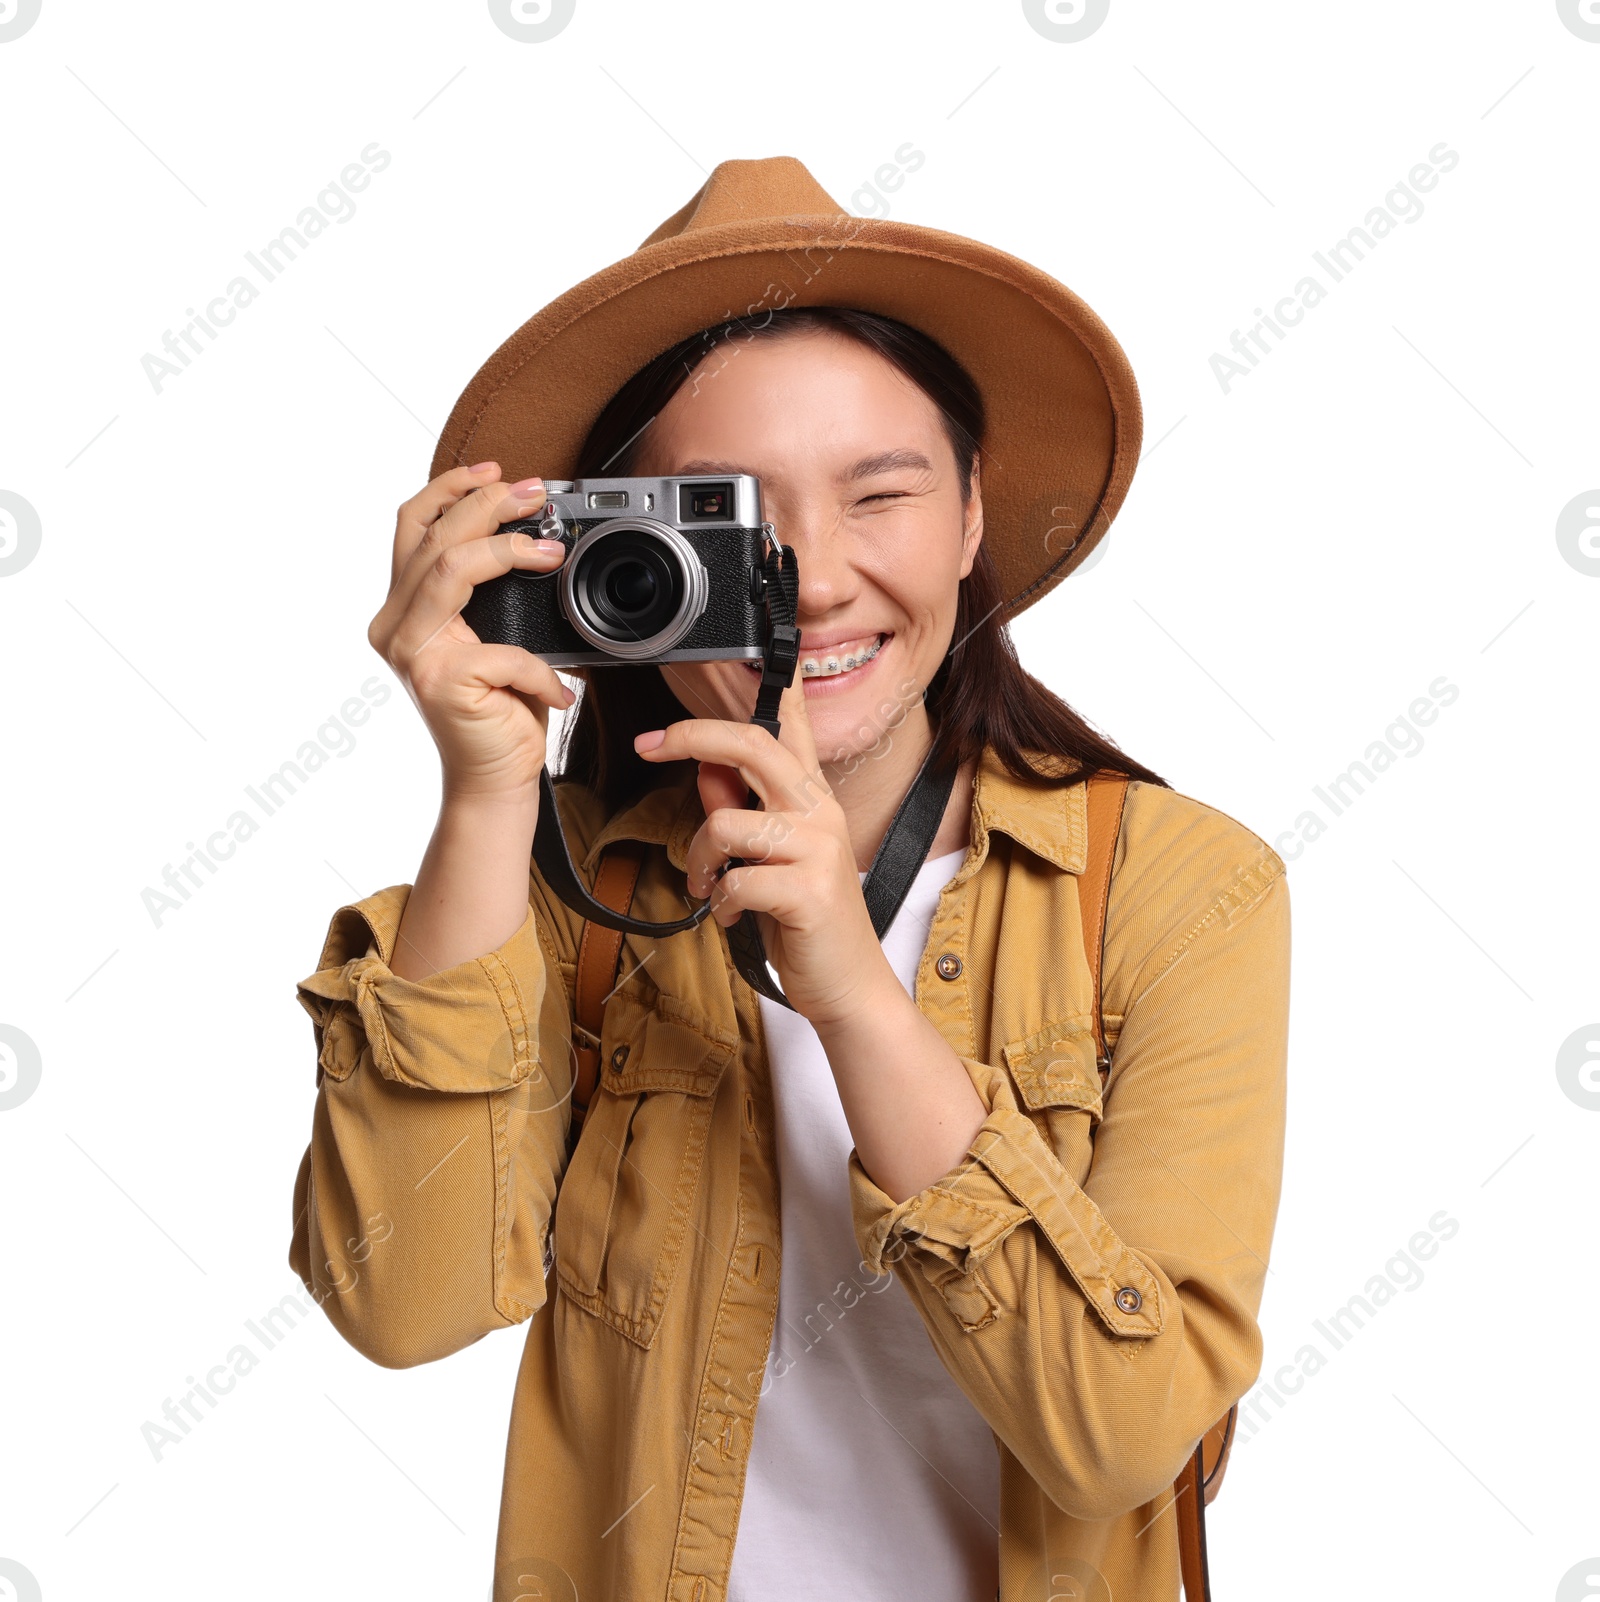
[{"xmin": 726, "ymin": 847, "xmax": 1001, "ymax": 1602}]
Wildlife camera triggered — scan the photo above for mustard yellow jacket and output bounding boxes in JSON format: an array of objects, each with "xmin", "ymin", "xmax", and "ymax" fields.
[{"xmin": 289, "ymin": 743, "xmax": 1291, "ymax": 1601}]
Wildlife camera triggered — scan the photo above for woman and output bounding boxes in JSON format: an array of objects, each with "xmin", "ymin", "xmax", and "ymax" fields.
[{"xmin": 289, "ymin": 157, "xmax": 1290, "ymax": 1602}]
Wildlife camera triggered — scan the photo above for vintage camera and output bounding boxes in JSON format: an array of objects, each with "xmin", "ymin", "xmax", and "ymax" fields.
[{"xmin": 462, "ymin": 473, "xmax": 778, "ymax": 667}]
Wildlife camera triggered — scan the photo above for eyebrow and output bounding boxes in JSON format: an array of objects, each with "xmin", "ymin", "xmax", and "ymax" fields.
[{"xmin": 673, "ymin": 448, "xmax": 936, "ymax": 483}]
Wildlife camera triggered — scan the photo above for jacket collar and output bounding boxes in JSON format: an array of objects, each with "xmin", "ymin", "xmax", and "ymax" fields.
[
  {"xmin": 580, "ymin": 768, "xmax": 707, "ymax": 877},
  {"xmin": 578, "ymin": 742, "xmax": 1089, "ymax": 879},
  {"xmin": 967, "ymin": 744, "xmax": 1088, "ymax": 875}
]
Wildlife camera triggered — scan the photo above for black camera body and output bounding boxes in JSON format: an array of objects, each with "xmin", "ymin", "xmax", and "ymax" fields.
[{"xmin": 462, "ymin": 473, "xmax": 775, "ymax": 667}]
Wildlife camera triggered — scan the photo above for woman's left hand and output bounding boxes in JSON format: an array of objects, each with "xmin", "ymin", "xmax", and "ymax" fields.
[{"xmin": 633, "ymin": 672, "xmax": 893, "ymax": 1031}]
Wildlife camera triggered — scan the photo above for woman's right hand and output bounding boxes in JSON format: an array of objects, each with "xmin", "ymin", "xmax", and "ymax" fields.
[{"xmin": 368, "ymin": 462, "xmax": 573, "ymax": 801}]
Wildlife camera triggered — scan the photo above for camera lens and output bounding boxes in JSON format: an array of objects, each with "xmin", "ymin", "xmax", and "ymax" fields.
[
  {"xmin": 585, "ymin": 535, "xmax": 679, "ymax": 639},
  {"xmin": 560, "ymin": 520, "xmax": 709, "ymax": 659},
  {"xmin": 605, "ymin": 561, "xmax": 656, "ymax": 613}
]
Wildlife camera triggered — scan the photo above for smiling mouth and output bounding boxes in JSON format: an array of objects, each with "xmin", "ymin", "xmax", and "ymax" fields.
[{"xmin": 742, "ymin": 632, "xmax": 888, "ymax": 681}]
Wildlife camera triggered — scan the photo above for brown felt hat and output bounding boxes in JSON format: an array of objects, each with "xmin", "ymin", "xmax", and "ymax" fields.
[{"xmin": 430, "ymin": 155, "xmax": 1142, "ymax": 623}]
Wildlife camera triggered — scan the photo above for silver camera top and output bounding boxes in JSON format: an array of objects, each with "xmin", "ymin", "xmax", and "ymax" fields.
[{"xmin": 540, "ymin": 473, "xmax": 763, "ymax": 531}]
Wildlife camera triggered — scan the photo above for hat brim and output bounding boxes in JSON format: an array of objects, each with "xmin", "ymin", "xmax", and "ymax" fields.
[{"xmin": 430, "ymin": 214, "xmax": 1141, "ymax": 624}]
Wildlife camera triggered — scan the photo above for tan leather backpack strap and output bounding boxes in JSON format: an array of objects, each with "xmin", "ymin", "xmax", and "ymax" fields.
[
  {"xmin": 1201, "ymin": 1405, "xmax": 1238, "ymax": 1504},
  {"xmin": 1077, "ymin": 769, "xmax": 1130, "ymax": 1085},
  {"xmin": 1175, "ymin": 1440, "xmax": 1212, "ymax": 1599},
  {"xmin": 568, "ymin": 839, "xmax": 647, "ymax": 1153},
  {"xmin": 1176, "ymin": 1406, "xmax": 1237, "ymax": 1597},
  {"xmin": 1077, "ymin": 770, "xmax": 1220, "ymax": 1596}
]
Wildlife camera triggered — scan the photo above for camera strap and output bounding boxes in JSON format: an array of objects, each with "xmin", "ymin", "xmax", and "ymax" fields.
[
  {"xmin": 530, "ymin": 537, "xmax": 960, "ymax": 1011},
  {"xmin": 722, "ymin": 737, "xmax": 959, "ymax": 1009}
]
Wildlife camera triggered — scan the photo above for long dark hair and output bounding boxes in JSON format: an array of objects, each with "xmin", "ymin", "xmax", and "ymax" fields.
[{"xmin": 554, "ymin": 306, "xmax": 1168, "ymax": 807}]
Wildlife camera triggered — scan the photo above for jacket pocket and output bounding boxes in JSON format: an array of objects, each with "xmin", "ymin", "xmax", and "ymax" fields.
[
  {"xmin": 1000, "ymin": 1017, "xmax": 1104, "ymax": 1121},
  {"xmin": 998, "ymin": 1017, "xmax": 1105, "ymax": 1189},
  {"xmin": 551, "ymin": 986, "xmax": 733, "ymax": 1349}
]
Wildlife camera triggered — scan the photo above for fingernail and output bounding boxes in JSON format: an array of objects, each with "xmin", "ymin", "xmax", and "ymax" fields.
[
  {"xmin": 634, "ymin": 729, "xmax": 665, "ymax": 752},
  {"xmin": 508, "ymin": 476, "xmax": 543, "ymax": 498},
  {"xmin": 562, "ymin": 684, "xmax": 577, "ymax": 705},
  {"xmin": 535, "ymin": 539, "xmax": 565, "ymax": 554},
  {"xmin": 469, "ymin": 461, "xmax": 496, "ymax": 473}
]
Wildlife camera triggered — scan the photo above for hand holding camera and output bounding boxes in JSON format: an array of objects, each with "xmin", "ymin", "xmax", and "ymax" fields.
[
  {"xmin": 375, "ymin": 462, "xmax": 806, "ymax": 993},
  {"xmin": 368, "ymin": 462, "xmax": 577, "ymax": 804}
]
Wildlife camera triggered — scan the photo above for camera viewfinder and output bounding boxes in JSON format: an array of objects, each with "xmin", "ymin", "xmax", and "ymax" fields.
[{"xmin": 680, "ymin": 481, "xmax": 734, "ymax": 521}]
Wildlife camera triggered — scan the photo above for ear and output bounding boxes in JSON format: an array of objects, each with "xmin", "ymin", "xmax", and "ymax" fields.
[{"xmin": 958, "ymin": 454, "xmax": 984, "ymax": 579}]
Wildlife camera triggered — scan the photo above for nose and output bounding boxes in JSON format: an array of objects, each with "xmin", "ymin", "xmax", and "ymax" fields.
[{"xmin": 772, "ymin": 498, "xmax": 860, "ymax": 622}]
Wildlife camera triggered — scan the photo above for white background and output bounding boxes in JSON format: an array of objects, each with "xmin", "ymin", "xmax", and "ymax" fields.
[{"xmin": 2, "ymin": 1, "xmax": 1596, "ymax": 1598}]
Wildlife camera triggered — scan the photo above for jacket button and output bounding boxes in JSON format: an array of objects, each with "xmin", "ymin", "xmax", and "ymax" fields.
[
  {"xmin": 610, "ymin": 1045, "xmax": 630, "ymax": 1070},
  {"xmin": 1114, "ymin": 1286, "xmax": 1142, "ymax": 1314},
  {"xmin": 935, "ymin": 952, "xmax": 963, "ymax": 980}
]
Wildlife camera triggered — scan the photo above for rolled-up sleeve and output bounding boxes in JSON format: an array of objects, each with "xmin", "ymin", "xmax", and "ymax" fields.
[
  {"xmin": 847, "ymin": 856, "xmax": 1290, "ymax": 1523},
  {"xmin": 290, "ymin": 867, "xmax": 580, "ymax": 1370},
  {"xmin": 295, "ymin": 888, "xmax": 549, "ymax": 1095}
]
